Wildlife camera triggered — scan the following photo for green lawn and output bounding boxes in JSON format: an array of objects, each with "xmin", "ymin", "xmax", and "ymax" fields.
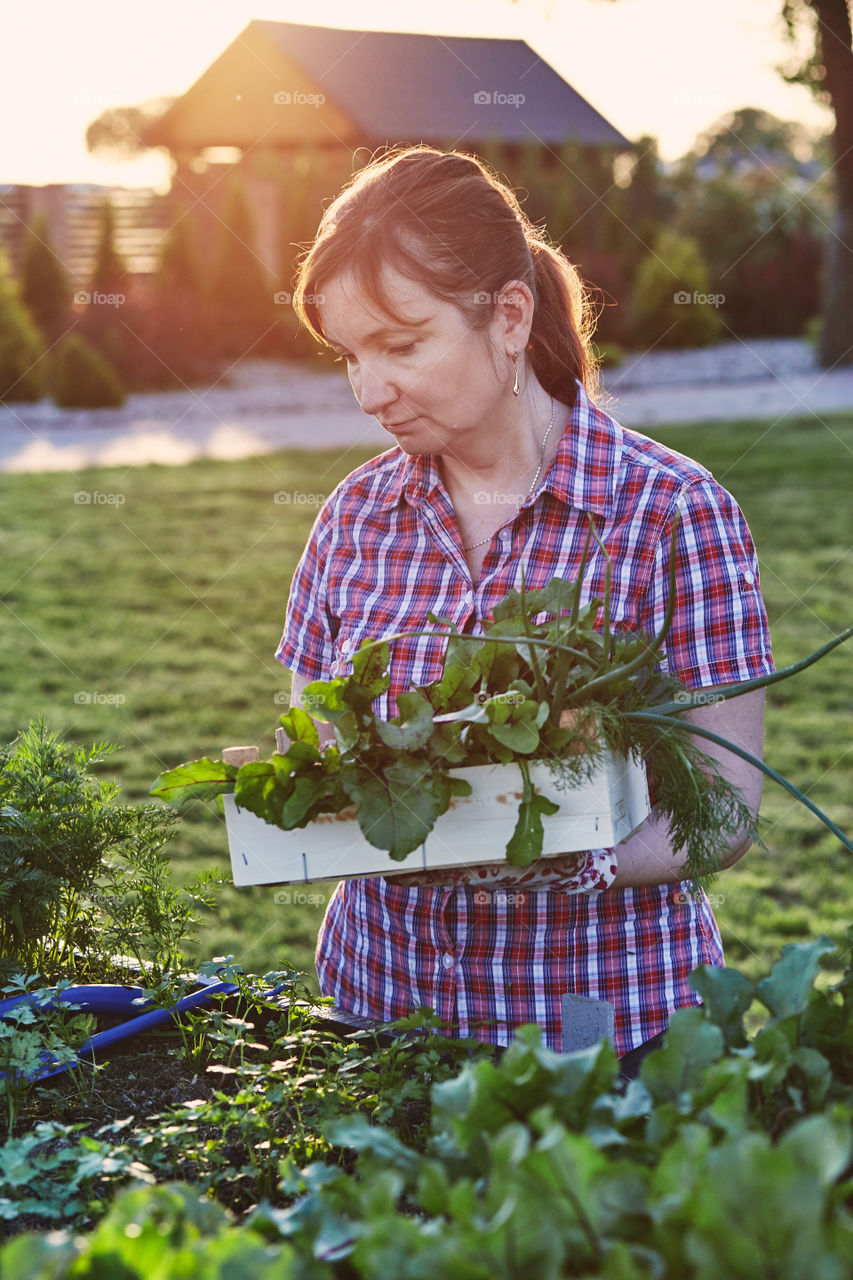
[{"xmin": 1, "ymin": 414, "xmax": 851, "ymax": 988}]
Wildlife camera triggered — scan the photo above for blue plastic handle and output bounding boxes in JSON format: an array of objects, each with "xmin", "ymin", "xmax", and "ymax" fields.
[{"xmin": 0, "ymin": 977, "xmax": 292, "ymax": 1084}]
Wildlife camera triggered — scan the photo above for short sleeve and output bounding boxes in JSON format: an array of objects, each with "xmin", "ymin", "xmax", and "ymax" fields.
[
  {"xmin": 274, "ymin": 501, "xmax": 336, "ymax": 681},
  {"xmin": 640, "ymin": 477, "xmax": 774, "ymax": 690}
]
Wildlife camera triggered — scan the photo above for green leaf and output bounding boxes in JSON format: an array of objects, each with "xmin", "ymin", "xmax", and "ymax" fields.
[
  {"xmin": 350, "ymin": 639, "xmax": 391, "ymax": 697},
  {"xmin": 374, "ymin": 691, "xmax": 435, "ymax": 751},
  {"xmin": 756, "ymin": 936, "xmax": 835, "ymax": 1022},
  {"xmin": 149, "ymin": 758, "xmax": 237, "ymax": 805},
  {"xmin": 690, "ymin": 965, "xmax": 754, "ymax": 1047},
  {"xmin": 300, "ymin": 676, "xmax": 349, "ymax": 723},
  {"xmin": 683, "ymin": 1131, "xmax": 838, "ymax": 1280},
  {"xmin": 778, "ymin": 1111, "xmax": 852, "ymax": 1185},
  {"xmin": 488, "ymin": 718, "xmax": 541, "ymax": 754},
  {"xmin": 640, "ymin": 1008, "xmax": 724, "ymax": 1102},
  {"xmin": 504, "ymin": 763, "xmax": 560, "ymax": 865},
  {"xmin": 341, "ymin": 758, "xmax": 451, "ymax": 858},
  {"xmin": 279, "ymin": 739, "xmax": 322, "ymax": 767},
  {"xmin": 278, "ymin": 706, "xmax": 320, "ymax": 747},
  {"xmin": 324, "ymin": 1115, "xmax": 421, "ymax": 1175},
  {"xmin": 280, "ymin": 775, "xmax": 328, "ymax": 828},
  {"xmin": 233, "ymin": 761, "xmax": 280, "ymax": 823}
]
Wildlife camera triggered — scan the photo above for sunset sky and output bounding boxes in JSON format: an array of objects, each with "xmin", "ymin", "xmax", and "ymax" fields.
[{"xmin": 2, "ymin": 0, "xmax": 832, "ymax": 191}]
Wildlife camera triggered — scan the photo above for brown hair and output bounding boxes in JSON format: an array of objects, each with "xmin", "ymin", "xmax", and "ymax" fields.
[{"xmin": 292, "ymin": 145, "xmax": 600, "ymax": 408}]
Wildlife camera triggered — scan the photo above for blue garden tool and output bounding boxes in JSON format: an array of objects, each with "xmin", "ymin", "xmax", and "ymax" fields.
[{"xmin": 0, "ymin": 975, "xmax": 293, "ymax": 1084}]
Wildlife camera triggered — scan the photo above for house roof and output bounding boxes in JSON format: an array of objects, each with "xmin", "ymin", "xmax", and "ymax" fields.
[{"xmin": 143, "ymin": 19, "xmax": 631, "ymax": 153}]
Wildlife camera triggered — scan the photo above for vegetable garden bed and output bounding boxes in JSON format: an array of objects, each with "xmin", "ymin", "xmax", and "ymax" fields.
[
  {"xmin": 3, "ymin": 938, "xmax": 853, "ymax": 1277},
  {"xmin": 3, "ymin": 712, "xmax": 853, "ymax": 1276}
]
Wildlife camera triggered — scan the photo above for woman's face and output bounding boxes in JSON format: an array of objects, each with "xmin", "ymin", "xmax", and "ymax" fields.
[{"xmin": 317, "ymin": 265, "xmax": 521, "ymax": 456}]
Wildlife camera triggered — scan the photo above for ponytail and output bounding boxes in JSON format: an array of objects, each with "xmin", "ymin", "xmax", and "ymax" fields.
[{"xmin": 528, "ymin": 240, "xmax": 601, "ymax": 408}]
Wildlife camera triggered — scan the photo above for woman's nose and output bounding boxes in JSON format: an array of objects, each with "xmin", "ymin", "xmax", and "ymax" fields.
[{"xmin": 353, "ymin": 363, "xmax": 398, "ymax": 417}]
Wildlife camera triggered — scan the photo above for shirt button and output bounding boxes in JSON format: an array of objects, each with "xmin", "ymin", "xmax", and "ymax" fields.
[
  {"xmin": 742, "ymin": 569, "xmax": 755, "ymax": 585},
  {"xmin": 441, "ymin": 953, "xmax": 455, "ymax": 969},
  {"xmin": 462, "ymin": 591, "xmax": 473, "ymax": 605}
]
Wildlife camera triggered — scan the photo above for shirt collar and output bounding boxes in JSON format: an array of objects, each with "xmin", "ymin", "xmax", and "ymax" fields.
[{"xmin": 379, "ymin": 381, "xmax": 621, "ymax": 516}]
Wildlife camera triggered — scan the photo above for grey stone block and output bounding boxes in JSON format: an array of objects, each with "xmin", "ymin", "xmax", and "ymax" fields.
[{"xmin": 561, "ymin": 992, "xmax": 615, "ymax": 1054}]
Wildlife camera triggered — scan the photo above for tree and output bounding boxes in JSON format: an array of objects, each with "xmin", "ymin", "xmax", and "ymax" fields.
[
  {"xmin": 156, "ymin": 209, "xmax": 203, "ymax": 302},
  {"xmin": 0, "ymin": 250, "xmax": 45, "ymax": 402},
  {"xmin": 674, "ymin": 108, "xmax": 828, "ymax": 338},
  {"xmin": 85, "ymin": 98, "xmax": 175, "ymax": 161},
  {"xmin": 620, "ymin": 136, "xmax": 677, "ymax": 249},
  {"xmin": 89, "ymin": 199, "xmax": 127, "ymax": 299},
  {"xmin": 209, "ymin": 172, "xmax": 273, "ymax": 357},
  {"xmin": 779, "ymin": 0, "xmax": 853, "ymax": 366},
  {"xmin": 688, "ymin": 106, "xmax": 826, "ymax": 179},
  {"xmin": 516, "ymin": 0, "xmax": 852, "ymax": 363},
  {"xmin": 20, "ymin": 212, "xmax": 72, "ymax": 341}
]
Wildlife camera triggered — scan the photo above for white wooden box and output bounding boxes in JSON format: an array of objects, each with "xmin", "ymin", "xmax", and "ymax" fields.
[{"xmin": 223, "ymin": 752, "xmax": 650, "ymax": 887}]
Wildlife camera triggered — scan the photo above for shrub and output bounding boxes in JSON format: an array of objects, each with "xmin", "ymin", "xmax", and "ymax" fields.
[
  {"xmin": 0, "ymin": 251, "xmax": 45, "ymax": 402},
  {"xmin": 0, "ymin": 717, "xmax": 177, "ymax": 978},
  {"xmin": 20, "ymin": 212, "xmax": 72, "ymax": 341},
  {"xmin": 804, "ymin": 314, "xmax": 821, "ymax": 348},
  {"xmin": 52, "ymin": 334, "xmax": 125, "ymax": 408},
  {"xmin": 88, "ymin": 198, "xmax": 127, "ymax": 299},
  {"xmin": 209, "ymin": 173, "xmax": 274, "ymax": 358},
  {"xmin": 156, "ymin": 206, "xmax": 203, "ymax": 301},
  {"xmin": 629, "ymin": 230, "xmax": 723, "ymax": 348}
]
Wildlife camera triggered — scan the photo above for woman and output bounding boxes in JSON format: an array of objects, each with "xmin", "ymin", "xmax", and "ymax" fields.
[{"xmin": 275, "ymin": 145, "xmax": 772, "ymax": 1072}]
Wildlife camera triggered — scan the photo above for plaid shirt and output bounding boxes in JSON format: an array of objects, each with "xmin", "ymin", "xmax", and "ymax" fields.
[{"xmin": 275, "ymin": 383, "xmax": 773, "ymax": 1055}]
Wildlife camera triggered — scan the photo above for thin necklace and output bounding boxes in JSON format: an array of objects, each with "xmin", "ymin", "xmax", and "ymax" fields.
[{"xmin": 462, "ymin": 397, "xmax": 556, "ymax": 551}]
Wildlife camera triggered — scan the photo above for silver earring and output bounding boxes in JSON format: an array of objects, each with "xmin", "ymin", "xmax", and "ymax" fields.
[{"xmin": 512, "ymin": 351, "xmax": 520, "ymax": 396}]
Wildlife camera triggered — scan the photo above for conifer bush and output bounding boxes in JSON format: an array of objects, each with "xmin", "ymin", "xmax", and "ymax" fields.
[
  {"xmin": 0, "ymin": 251, "xmax": 45, "ymax": 402},
  {"xmin": 52, "ymin": 334, "xmax": 125, "ymax": 409},
  {"xmin": 20, "ymin": 213, "xmax": 72, "ymax": 341}
]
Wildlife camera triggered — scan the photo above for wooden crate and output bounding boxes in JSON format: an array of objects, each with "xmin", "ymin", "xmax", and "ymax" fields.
[{"xmin": 222, "ymin": 752, "xmax": 650, "ymax": 888}]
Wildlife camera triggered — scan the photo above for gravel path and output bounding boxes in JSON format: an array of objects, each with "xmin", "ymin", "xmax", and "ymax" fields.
[{"xmin": 1, "ymin": 338, "xmax": 851, "ymax": 474}]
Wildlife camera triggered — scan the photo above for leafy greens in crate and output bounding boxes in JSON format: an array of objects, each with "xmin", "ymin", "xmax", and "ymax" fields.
[{"xmin": 151, "ymin": 518, "xmax": 853, "ymax": 886}]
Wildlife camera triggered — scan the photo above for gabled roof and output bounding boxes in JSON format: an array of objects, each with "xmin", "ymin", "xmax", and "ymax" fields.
[{"xmin": 143, "ymin": 19, "xmax": 631, "ymax": 152}]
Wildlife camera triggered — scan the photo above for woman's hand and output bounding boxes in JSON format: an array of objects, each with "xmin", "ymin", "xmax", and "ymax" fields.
[
  {"xmin": 611, "ymin": 685, "xmax": 766, "ymax": 889},
  {"xmin": 386, "ymin": 848, "xmax": 617, "ymax": 893}
]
